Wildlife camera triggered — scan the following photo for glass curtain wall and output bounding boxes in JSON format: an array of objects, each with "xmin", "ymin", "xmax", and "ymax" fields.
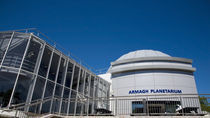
[
  {"xmin": 0, "ymin": 32, "xmax": 30, "ymax": 107},
  {"xmin": 0, "ymin": 31, "xmax": 110, "ymax": 116}
]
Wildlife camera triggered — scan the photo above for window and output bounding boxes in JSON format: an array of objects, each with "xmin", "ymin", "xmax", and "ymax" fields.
[
  {"xmin": 48, "ymin": 53, "xmax": 60, "ymax": 81},
  {"xmin": 57, "ymin": 58, "xmax": 66, "ymax": 85},
  {"xmin": 132, "ymin": 101, "xmax": 144, "ymax": 114},
  {"xmin": 65, "ymin": 62, "xmax": 74, "ymax": 87},
  {"xmin": 0, "ymin": 67, "xmax": 18, "ymax": 107},
  {"xmin": 38, "ymin": 46, "xmax": 52, "ymax": 77},
  {"xmin": 71, "ymin": 66, "xmax": 80, "ymax": 90},
  {"xmin": 22, "ymin": 37, "xmax": 42, "ymax": 72},
  {"xmin": 0, "ymin": 32, "xmax": 12, "ymax": 64},
  {"xmin": 3, "ymin": 33, "xmax": 29, "ymax": 68}
]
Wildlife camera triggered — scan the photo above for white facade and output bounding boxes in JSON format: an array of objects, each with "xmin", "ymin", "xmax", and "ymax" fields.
[
  {"xmin": 105, "ymin": 50, "xmax": 200, "ymax": 114},
  {"xmin": 108, "ymin": 50, "xmax": 198, "ymax": 96}
]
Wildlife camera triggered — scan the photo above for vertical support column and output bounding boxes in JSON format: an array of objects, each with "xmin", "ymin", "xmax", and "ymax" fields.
[
  {"xmin": 39, "ymin": 45, "xmax": 55, "ymax": 114},
  {"xmin": 86, "ymin": 73, "xmax": 91, "ymax": 116},
  {"xmin": 58, "ymin": 57, "xmax": 69, "ymax": 114},
  {"xmin": 180, "ymin": 96, "xmax": 184, "ymax": 116},
  {"xmin": 96, "ymin": 77, "xmax": 99, "ymax": 110},
  {"xmin": 146, "ymin": 97, "xmax": 149, "ymax": 116},
  {"xmin": 8, "ymin": 33, "xmax": 32, "ymax": 107},
  {"xmin": 107, "ymin": 83, "xmax": 111, "ymax": 110},
  {"xmin": 115, "ymin": 98, "xmax": 118, "ymax": 116},
  {"xmin": 49, "ymin": 54, "xmax": 62, "ymax": 113},
  {"xmin": 79, "ymin": 70, "xmax": 85, "ymax": 116},
  {"xmin": 0, "ymin": 32, "xmax": 15, "ymax": 68},
  {"xmin": 143, "ymin": 98, "xmax": 147, "ymax": 115},
  {"xmin": 100, "ymin": 79, "xmax": 104, "ymax": 109},
  {"xmin": 73, "ymin": 66, "xmax": 81, "ymax": 116},
  {"xmin": 103, "ymin": 82, "xmax": 107, "ymax": 110},
  {"xmin": 91, "ymin": 76, "xmax": 96, "ymax": 114},
  {"xmin": 97, "ymin": 77, "xmax": 101, "ymax": 112},
  {"xmin": 80, "ymin": 71, "xmax": 87, "ymax": 115},
  {"xmin": 66, "ymin": 62, "xmax": 76, "ymax": 115}
]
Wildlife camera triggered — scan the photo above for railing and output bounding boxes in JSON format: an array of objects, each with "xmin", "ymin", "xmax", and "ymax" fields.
[
  {"xmin": 1, "ymin": 54, "xmax": 36, "ymax": 71},
  {"xmin": 2, "ymin": 94, "xmax": 208, "ymax": 118},
  {"xmin": 0, "ymin": 28, "xmax": 106, "ymax": 74},
  {"xmin": 105, "ymin": 94, "xmax": 207, "ymax": 116}
]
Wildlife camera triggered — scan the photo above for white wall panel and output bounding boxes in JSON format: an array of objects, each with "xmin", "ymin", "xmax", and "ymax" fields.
[{"xmin": 135, "ymin": 74, "xmax": 154, "ymax": 86}]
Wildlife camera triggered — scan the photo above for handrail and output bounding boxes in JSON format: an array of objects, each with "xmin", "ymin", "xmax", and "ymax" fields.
[
  {"xmin": 3, "ymin": 93, "xmax": 209, "ymax": 117},
  {"xmin": 0, "ymin": 29, "xmax": 108, "ymax": 74},
  {"xmin": 10, "ymin": 96, "xmax": 54, "ymax": 110},
  {"xmin": 9, "ymin": 93, "xmax": 210, "ymax": 110}
]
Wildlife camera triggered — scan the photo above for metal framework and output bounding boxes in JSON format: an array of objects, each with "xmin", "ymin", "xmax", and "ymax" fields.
[{"xmin": 0, "ymin": 30, "xmax": 110, "ymax": 116}]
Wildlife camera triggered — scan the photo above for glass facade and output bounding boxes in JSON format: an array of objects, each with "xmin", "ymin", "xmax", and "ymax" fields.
[{"xmin": 0, "ymin": 31, "xmax": 110, "ymax": 115}]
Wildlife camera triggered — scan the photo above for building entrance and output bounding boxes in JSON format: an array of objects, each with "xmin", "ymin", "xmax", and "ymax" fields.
[{"xmin": 148, "ymin": 104, "xmax": 165, "ymax": 114}]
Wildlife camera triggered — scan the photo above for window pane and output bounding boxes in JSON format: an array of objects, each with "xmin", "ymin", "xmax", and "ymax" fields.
[
  {"xmin": 51, "ymin": 99, "xmax": 60, "ymax": 114},
  {"xmin": 55, "ymin": 84, "xmax": 62, "ymax": 97},
  {"xmin": 41, "ymin": 80, "xmax": 54, "ymax": 114},
  {"xmin": 32, "ymin": 76, "xmax": 46, "ymax": 101},
  {"xmin": 84, "ymin": 73, "xmax": 90, "ymax": 96},
  {"xmin": 76, "ymin": 102, "xmax": 82, "ymax": 114},
  {"xmin": 78, "ymin": 69, "xmax": 84, "ymax": 93},
  {"xmin": 48, "ymin": 53, "xmax": 60, "ymax": 81},
  {"xmin": 22, "ymin": 37, "xmax": 42, "ymax": 72},
  {"xmin": 61, "ymin": 100, "xmax": 68, "ymax": 114},
  {"xmin": 57, "ymin": 58, "xmax": 66, "ymax": 85},
  {"xmin": 44, "ymin": 80, "xmax": 55, "ymax": 98},
  {"xmin": 0, "ymin": 32, "xmax": 12, "ymax": 64},
  {"xmin": 71, "ymin": 66, "xmax": 80, "ymax": 90},
  {"xmin": 52, "ymin": 84, "xmax": 63, "ymax": 113},
  {"xmin": 94, "ymin": 78, "xmax": 98, "ymax": 98},
  {"xmin": 65, "ymin": 62, "xmax": 73, "ymax": 87},
  {"xmin": 41, "ymin": 101, "xmax": 51, "ymax": 114},
  {"xmin": 38, "ymin": 46, "xmax": 52, "ymax": 77},
  {"xmin": 90, "ymin": 76, "xmax": 95, "ymax": 98},
  {"xmin": 3, "ymin": 33, "xmax": 29, "ymax": 68},
  {"xmin": 61, "ymin": 88, "xmax": 70, "ymax": 114},
  {"xmin": 0, "ymin": 67, "xmax": 18, "ymax": 107},
  {"xmin": 11, "ymin": 71, "xmax": 34, "ymax": 104},
  {"xmin": 69, "ymin": 90, "xmax": 77, "ymax": 114}
]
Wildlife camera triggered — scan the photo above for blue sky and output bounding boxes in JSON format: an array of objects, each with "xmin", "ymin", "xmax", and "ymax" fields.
[{"xmin": 0, "ymin": 0, "xmax": 210, "ymax": 93}]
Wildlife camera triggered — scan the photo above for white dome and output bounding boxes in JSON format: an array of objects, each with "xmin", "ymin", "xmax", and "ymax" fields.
[{"xmin": 117, "ymin": 50, "xmax": 170, "ymax": 61}]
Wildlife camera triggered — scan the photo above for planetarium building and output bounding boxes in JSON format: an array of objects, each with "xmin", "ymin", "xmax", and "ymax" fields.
[
  {"xmin": 108, "ymin": 50, "xmax": 201, "ymax": 115},
  {"xmin": 0, "ymin": 29, "xmax": 205, "ymax": 117}
]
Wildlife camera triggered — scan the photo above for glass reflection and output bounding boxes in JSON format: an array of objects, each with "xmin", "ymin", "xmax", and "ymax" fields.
[
  {"xmin": 71, "ymin": 66, "xmax": 80, "ymax": 90},
  {"xmin": 32, "ymin": 76, "xmax": 46, "ymax": 100},
  {"xmin": 57, "ymin": 58, "xmax": 66, "ymax": 85},
  {"xmin": 61, "ymin": 88, "xmax": 69, "ymax": 114},
  {"xmin": 65, "ymin": 62, "xmax": 74, "ymax": 87},
  {"xmin": 48, "ymin": 53, "xmax": 60, "ymax": 81},
  {"xmin": 22, "ymin": 37, "xmax": 42, "ymax": 72},
  {"xmin": 11, "ymin": 71, "xmax": 34, "ymax": 104},
  {"xmin": 2, "ymin": 33, "xmax": 29, "ymax": 68},
  {"xmin": 38, "ymin": 46, "xmax": 52, "ymax": 77},
  {"xmin": 0, "ymin": 32, "xmax": 12, "ymax": 64},
  {"xmin": 0, "ymin": 32, "xmax": 111, "ymax": 115},
  {"xmin": 0, "ymin": 67, "xmax": 18, "ymax": 107}
]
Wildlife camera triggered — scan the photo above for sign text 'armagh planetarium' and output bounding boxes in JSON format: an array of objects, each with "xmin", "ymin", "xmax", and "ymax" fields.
[{"xmin": 129, "ymin": 89, "xmax": 182, "ymax": 94}]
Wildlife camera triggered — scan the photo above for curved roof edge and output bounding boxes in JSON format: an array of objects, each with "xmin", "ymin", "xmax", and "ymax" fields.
[
  {"xmin": 111, "ymin": 56, "xmax": 192, "ymax": 66},
  {"xmin": 108, "ymin": 65, "xmax": 196, "ymax": 74}
]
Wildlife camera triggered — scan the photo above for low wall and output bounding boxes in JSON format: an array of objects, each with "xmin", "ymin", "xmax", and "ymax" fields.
[{"xmin": 64, "ymin": 115, "xmax": 210, "ymax": 118}]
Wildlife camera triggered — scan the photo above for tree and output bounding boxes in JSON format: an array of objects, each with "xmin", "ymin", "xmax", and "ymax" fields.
[{"xmin": 199, "ymin": 96, "xmax": 210, "ymax": 112}]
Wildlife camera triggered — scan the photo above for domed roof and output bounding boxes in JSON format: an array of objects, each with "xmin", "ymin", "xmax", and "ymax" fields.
[{"xmin": 116, "ymin": 50, "xmax": 170, "ymax": 61}]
